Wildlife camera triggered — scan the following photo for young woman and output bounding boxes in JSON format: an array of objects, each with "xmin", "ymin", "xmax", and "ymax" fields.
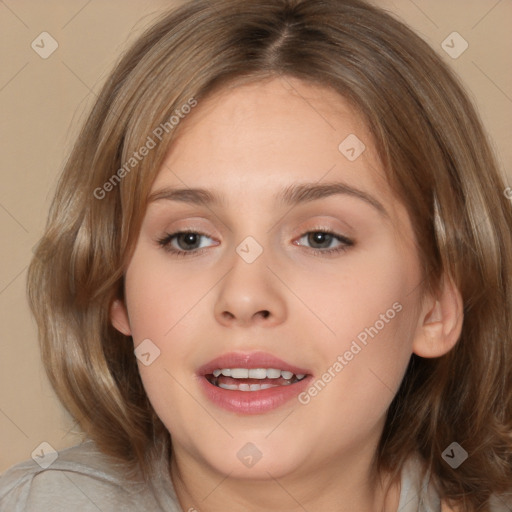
[{"xmin": 1, "ymin": 1, "xmax": 511, "ymax": 510}]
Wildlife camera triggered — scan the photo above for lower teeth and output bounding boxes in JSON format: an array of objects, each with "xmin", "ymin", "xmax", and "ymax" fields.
[
  {"xmin": 218, "ymin": 382, "xmax": 284, "ymax": 391},
  {"xmin": 210, "ymin": 376, "xmax": 301, "ymax": 391}
]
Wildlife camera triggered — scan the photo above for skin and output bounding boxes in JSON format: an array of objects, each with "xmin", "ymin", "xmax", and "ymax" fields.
[{"xmin": 111, "ymin": 76, "xmax": 463, "ymax": 512}]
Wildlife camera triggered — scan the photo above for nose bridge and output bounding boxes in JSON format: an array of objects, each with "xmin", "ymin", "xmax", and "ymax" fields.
[{"xmin": 213, "ymin": 234, "xmax": 287, "ymax": 327}]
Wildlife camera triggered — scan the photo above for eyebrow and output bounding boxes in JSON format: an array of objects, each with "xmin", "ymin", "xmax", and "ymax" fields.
[{"xmin": 148, "ymin": 181, "xmax": 389, "ymax": 219}]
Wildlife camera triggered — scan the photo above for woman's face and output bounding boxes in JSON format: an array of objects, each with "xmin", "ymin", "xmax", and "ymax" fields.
[{"xmin": 112, "ymin": 77, "xmax": 427, "ymax": 482}]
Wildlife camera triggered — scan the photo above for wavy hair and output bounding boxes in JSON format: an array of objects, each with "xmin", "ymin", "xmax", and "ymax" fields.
[{"xmin": 27, "ymin": 0, "xmax": 512, "ymax": 509}]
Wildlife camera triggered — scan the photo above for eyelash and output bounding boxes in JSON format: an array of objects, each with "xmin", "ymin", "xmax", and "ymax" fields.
[{"xmin": 156, "ymin": 227, "xmax": 354, "ymax": 258}]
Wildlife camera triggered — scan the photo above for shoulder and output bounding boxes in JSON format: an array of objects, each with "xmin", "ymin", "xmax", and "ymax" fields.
[
  {"xmin": 400, "ymin": 455, "xmax": 512, "ymax": 512},
  {"xmin": 440, "ymin": 495, "xmax": 512, "ymax": 512},
  {"xmin": 0, "ymin": 440, "xmax": 180, "ymax": 512}
]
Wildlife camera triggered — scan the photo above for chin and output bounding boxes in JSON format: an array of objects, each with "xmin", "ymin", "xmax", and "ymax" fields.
[{"xmin": 199, "ymin": 439, "xmax": 308, "ymax": 481}]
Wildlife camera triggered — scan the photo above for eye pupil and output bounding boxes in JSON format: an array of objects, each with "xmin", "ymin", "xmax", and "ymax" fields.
[
  {"xmin": 309, "ymin": 232, "xmax": 332, "ymax": 248},
  {"xmin": 178, "ymin": 233, "xmax": 200, "ymax": 250}
]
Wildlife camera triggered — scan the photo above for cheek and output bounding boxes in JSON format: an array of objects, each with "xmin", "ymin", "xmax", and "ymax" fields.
[
  {"xmin": 123, "ymin": 249, "xmax": 217, "ymax": 342},
  {"xmin": 292, "ymin": 238, "xmax": 420, "ymax": 416},
  {"xmin": 122, "ymin": 253, "xmax": 206, "ymax": 438},
  {"xmin": 122, "ymin": 251, "xmax": 223, "ymax": 416},
  {"xmin": 291, "ymin": 233, "xmax": 420, "ymax": 348}
]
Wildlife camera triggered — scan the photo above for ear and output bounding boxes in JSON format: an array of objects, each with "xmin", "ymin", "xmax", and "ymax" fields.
[
  {"xmin": 412, "ymin": 274, "xmax": 463, "ymax": 358},
  {"xmin": 110, "ymin": 298, "xmax": 132, "ymax": 336}
]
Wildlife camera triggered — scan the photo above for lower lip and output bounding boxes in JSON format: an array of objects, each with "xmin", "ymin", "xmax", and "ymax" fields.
[{"xmin": 197, "ymin": 375, "xmax": 313, "ymax": 414}]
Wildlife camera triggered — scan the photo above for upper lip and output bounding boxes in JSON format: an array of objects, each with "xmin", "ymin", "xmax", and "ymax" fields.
[{"xmin": 197, "ymin": 351, "xmax": 312, "ymax": 376}]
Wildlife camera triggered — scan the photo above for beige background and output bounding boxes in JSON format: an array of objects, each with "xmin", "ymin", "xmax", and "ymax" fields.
[{"xmin": 0, "ymin": 0, "xmax": 511, "ymax": 473}]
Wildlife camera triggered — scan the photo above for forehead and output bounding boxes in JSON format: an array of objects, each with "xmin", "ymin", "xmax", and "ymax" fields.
[{"xmin": 151, "ymin": 77, "xmax": 397, "ymax": 217}]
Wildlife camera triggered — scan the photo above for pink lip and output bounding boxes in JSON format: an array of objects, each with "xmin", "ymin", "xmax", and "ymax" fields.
[{"xmin": 196, "ymin": 351, "xmax": 313, "ymax": 415}]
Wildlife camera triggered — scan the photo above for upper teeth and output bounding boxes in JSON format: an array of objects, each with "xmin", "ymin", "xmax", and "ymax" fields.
[{"xmin": 212, "ymin": 368, "xmax": 305, "ymax": 380}]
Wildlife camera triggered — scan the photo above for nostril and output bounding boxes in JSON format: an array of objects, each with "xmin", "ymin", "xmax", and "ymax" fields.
[{"xmin": 219, "ymin": 310, "xmax": 270, "ymax": 321}]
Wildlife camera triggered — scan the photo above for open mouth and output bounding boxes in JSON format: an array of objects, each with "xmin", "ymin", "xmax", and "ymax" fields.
[
  {"xmin": 205, "ymin": 368, "xmax": 308, "ymax": 391},
  {"xmin": 197, "ymin": 353, "xmax": 312, "ymax": 413}
]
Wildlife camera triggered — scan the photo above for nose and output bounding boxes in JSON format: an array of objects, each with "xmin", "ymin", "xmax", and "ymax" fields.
[{"xmin": 213, "ymin": 249, "xmax": 287, "ymax": 328}]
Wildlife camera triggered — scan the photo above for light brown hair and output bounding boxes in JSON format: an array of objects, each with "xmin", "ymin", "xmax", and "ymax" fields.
[{"xmin": 28, "ymin": 0, "xmax": 512, "ymax": 509}]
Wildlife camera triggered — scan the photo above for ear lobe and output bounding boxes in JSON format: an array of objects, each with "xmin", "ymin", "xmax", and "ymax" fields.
[
  {"xmin": 412, "ymin": 275, "xmax": 464, "ymax": 358},
  {"xmin": 110, "ymin": 299, "xmax": 132, "ymax": 336}
]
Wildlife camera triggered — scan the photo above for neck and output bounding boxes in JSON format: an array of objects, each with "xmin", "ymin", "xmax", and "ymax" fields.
[{"xmin": 169, "ymin": 447, "xmax": 401, "ymax": 512}]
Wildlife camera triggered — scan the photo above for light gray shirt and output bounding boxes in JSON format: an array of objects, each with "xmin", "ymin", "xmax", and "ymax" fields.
[{"xmin": 1, "ymin": 440, "xmax": 510, "ymax": 511}]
